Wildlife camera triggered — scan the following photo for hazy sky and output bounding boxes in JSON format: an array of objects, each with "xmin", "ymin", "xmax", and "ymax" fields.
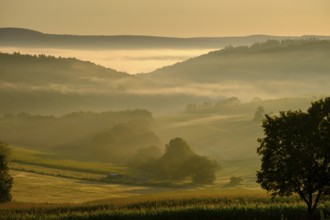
[{"xmin": 1, "ymin": 0, "xmax": 329, "ymax": 37}]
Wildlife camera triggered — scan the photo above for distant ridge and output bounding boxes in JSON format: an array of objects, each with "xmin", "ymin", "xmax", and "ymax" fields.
[
  {"xmin": 149, "ymin": 39, "xmax": 330, "ymax": 82},
  {"xmin": 1, "ymin": 27, "xmax": 330, "ymax": 49},
  {"xmin": 1, "ymin": 40, "xmax": 330, "ymax": 114}
]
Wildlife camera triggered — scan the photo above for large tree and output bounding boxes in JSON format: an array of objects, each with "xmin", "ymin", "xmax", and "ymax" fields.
[
  {"xmin": 180, "ymin": 155, "xmax": 218, "ymax": 184},
  {"xmin": 160, "ymin": 137, "xmax": 195, "ymax": 180},
  {"xmin": 142, "ymin": 137, "xmax": 218, "ymax": 184},
  {"xmin": 257, "ymin": 97, "xmax": 330, "ymax": 220},
  {"xmin": 0, "ymin": 141, "xmax": 13, "ymax": 202}
]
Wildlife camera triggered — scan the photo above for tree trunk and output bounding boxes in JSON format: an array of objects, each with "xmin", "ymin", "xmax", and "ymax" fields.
[{"xmin": 307, "ymin": 202, "xmax": 314, "ymax": 220}]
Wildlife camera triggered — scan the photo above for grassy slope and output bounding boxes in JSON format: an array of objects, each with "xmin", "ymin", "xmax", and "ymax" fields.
[
  {"xmin": 4, "ymin": 132, "xmax": 328, "ymax": 219},
  {"xmin": 10, "ymin": 170, "xmax": 151, "ymax": 203},
  {"xmin": 8, "ymin": 146, "xmax": 166, "ymax": 203},
  {"xmin": 8, "ymin": 145, "xmax": 263, "ymax": 204},
  {"xmin": 5, "ymin": 97, "xmax": 317, "ymax": 205},
  {"xmin": 9, "ymin": 146, "xmax": 129, "ymax": 175}
]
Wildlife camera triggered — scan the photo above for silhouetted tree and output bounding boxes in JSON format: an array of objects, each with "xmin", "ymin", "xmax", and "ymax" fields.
[
  {"xmin": 0, "ymin": 141, "xmax": 13, "ymax": 202},
  {"xmin": 257, "ymin": 97, "xmax": 330, "ymax": 220}
]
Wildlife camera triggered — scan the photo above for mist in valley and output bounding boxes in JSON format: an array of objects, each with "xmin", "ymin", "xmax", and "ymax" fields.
[
  {"xmin": 1, "ymin": 38, "xmax": 329, "ymax": 190},
  {"xmin": 0, "ymin": 47, "xmax": 213, "ymax": 74},
  {"xmin": 0, "ymin": 28, "xmax": 329, "ymax": 216},
  {"xmin": 1, "ymin": 1, "xmax": 330, "ymax": 218}
]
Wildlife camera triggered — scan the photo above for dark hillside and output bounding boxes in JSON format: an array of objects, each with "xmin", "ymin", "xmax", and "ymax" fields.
[
  {"xmin": 0, "ymin": 52, "xmax": 129, "ymax": 83},
  {"xmin": 150, "ymin": 40, "xmax": 330, "ymax": 82},
  {"xmin": 0, "ymin": 52, "xmax": 205, "ymax": 114},
  {"xmin": 1, "ymin": 40, "xmax": 330, "ymax": 114}
]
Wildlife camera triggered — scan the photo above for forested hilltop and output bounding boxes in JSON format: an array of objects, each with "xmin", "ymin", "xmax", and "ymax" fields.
[
  {"xmin": 1, "ymin": 39, "xmax": 330, "ymax": 115},
  {"xmin": 150, "ymin": 39, "xmax": 330, "ymax": 82}
]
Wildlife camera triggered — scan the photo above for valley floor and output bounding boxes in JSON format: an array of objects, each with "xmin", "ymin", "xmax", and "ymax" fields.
[{"xmin": 11, "ymin": 170, "xmax": 150, "ymax": 203}]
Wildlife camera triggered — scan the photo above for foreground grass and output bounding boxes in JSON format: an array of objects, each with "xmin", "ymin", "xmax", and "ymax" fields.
[{"xmin": 1, "ymin": 190, "xmax": 328, "ymax": 220}]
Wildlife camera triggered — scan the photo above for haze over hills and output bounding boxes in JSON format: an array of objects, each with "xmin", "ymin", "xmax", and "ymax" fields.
[
  {"xmin": 1, "ymin": 36, "xmax": 329, "ymax": 187},
  {"xmin": 1, "ymin": 39, "xmax": 330, "ymax": 114},
  {"xmin": 151, "ymin": 39, "xmax": 330, "ymax": 81},
  {"xmin": 1, "ymin": 28, "xmax": 330, "ymax": 50},
  {"xmin": 0, "ymin": 52, "xmax": 206, "ymax": 114},
  {"xmin": 148, "ymin": 39, "xmax": 330, "ymax": 99}
]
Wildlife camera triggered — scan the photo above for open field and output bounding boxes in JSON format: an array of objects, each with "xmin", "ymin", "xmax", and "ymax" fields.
[
  {"xmin": 7, "ymin": 146, "xmax": 228, "ymax": 203},
  {"xmin": 5, "ymin": 144, "xmax": 261, "ymax": 207},
  {"xmin": 4, "ymin": 145, "xmax": 329, "ymax": 220},
  {"xmin": 9, "ymin": 147, "xmax": 130, "ymax": 175},
  {"xmin": 9, "ymin": 156, "xmax": 260, "ymax": 204},
  {"xmin": 10, "ymin": 170, "xmax": 156, "ymax": 203},
  {"xmin": 2, "ymin": 189, "xmax": 329, "ymax": 220},
  {"xmin": 9, "ymin": 168, "xmax": 261, "ymax": 204}
]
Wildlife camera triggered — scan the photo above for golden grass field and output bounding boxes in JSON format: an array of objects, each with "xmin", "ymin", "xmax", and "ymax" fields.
[
  {"xmin": 8, "ymin": 145, "xmax": 262, "ymax": 204},
  {"xmin": 2, "ymin": 146, "xmax": 328, "ymax": 220}
]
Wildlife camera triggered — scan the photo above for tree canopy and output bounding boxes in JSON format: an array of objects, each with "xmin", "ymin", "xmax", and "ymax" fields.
[
  {"xmin": 140, "ymin": 137, "xmax": 218, "ymax": 184},
  {"xmin": 0, "ymin": 141, "xmax": 13, "ymax": 202},
  {"xmin": 257, "ymin": 97, "xmax": 330, "ymax": 220},
  {"xmin": 179, "ymin": 155, "xmax": 218, "ymax": 184}
]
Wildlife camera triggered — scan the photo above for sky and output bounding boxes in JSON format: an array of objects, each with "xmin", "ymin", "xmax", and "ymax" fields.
[{"xmin": 1, "ymin": 0, "xmax": 329, "ymax": 37}]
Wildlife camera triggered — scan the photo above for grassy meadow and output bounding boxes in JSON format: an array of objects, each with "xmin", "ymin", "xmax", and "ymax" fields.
[
  {"xmin": 8, "ymin": 145, "xmax": 258, "ymax": 203},
  {"xmin": 2, "ymin": 145, "xmax": 329, "ymax": 220}
]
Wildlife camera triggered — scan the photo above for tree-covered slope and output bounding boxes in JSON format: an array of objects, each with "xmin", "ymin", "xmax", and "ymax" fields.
[
  {"xmin": 150, "ymin": 40, "xmax": 330, "ymax": 82},
  {"xmin": 0, "ymin": 52, "xmax": 130, "ymax": 84},
  {"xmin": 1, "ymin": 39, "xmax": 330, "ymax": 115},
  {"xmin": 0, "ymin": 52, "xmax": 160, "ymax": 114}
]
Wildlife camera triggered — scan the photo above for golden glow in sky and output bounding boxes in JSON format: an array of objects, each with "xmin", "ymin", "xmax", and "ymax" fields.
[{"xmin": 1, "ymin": 0, "xmax": 329, "ymax": 36}]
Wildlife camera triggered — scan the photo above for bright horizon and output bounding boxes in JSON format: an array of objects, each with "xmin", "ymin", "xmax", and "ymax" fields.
[
  {"xmin": 0, "ymin": 47, "xmax": 214, "ymax": 73},
  {"xmin": 1, "ymin": 0, "xmax": 330, "ymax": 37}
]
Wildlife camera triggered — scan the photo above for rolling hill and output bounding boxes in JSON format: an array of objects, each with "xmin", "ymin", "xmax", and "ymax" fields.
[
  {"xmin": 150, "ymin": 39, "xmax": 330, "ymax": 82},
  {"xmin": 146, "ymin": 39, "xmax": 330, "ymax": 99},
  {"xmin": 1, "ymin": 27, "xmax": 329, "ymax": 49},
  {"xmin": 1, "ymin": 40, "xmax": 328, "ymax": 181},
  {"xmin": 1, "ymin": 39, "xmax": 330, "ymax": 114},
  {"xmin": 0, "ymin": 52, "xmax": 208, "ymax": 114}
]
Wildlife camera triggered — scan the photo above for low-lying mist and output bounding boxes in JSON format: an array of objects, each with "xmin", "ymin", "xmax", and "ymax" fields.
[
  {"xmin": 0, "ymin": 47, "xmax": 213, "ymax": 74},
  {"xmin": 1, "ymin": 39, "xmax": 330, "ymax": 116},
  {"xmin": 2, "ymin": 38, "xmax": 329, "ymax": 191}
]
